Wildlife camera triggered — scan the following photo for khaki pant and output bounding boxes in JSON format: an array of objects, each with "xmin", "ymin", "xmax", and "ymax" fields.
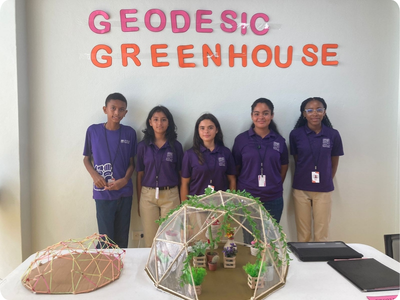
[
  {"xmin": 293, "ymin": 189, "xmax": 332, "ymax": 242},
  {"xmin": 140, "ymin": 186, "xmax": 180, "ymax": 247}
]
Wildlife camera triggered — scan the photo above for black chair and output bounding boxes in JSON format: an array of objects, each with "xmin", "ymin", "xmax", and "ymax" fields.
[{"xmin": 384, "ymin": 234, "xmax": 400, "ymax": 262}]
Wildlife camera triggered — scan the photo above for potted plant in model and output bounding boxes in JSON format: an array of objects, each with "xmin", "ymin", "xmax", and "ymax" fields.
[
  {"xmin": 223, "ymin": 223, "xmax": 237, "ymax": 250},
  {"xmin": 189, "ymin": 240, "xmax": 208, "ymax": 268},
  {"xmin": 243, "ymin": 261, "xmax": 266, "ymax": 289},
  {"xmin": 180, "ymin": 266, "xmax": 207, "ymax": 295},
  {"xmin": 206, "ymin": 222, "xmax": 219, "ymax": 264},
  {"xmin": 191, "ymin": 267, "xmax": 207, "ymax": 295},
  {"xmin": 250, "ymin": 240, "xmax": 259, "ymax": 256},
  {"xmin": 222, "ymin": 242, "xmax": 238, "ymax": 268},
  {"xmin": 208, "ymin": 254, "xmax": 220, "ymax": 271},
  {"xmin": 205, "ymin": 215, "xmax": 220, "ymax": 250}
]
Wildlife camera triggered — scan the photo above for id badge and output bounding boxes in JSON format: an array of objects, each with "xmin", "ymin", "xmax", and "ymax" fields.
[
  {"xmin": 155, "ymin": 187, "xmax": 159, "ymax": 199},
  {"xmin": 312, "ymin": 171, "xmax": 320, "ymax": 183},
  {"xmin": 208, "ymin": 185, "xmax": 215, "ymax": 192},
  {"xmin": 258, "ymin": 175, "xmax": 266, "ymax": 187}
]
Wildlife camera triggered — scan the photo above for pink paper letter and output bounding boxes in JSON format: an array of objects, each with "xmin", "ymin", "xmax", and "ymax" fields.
[
  {"xmin": 171, "ymin": 10, "xmax": 190, "ymax": 33},
  {"xmin": 145, "ymin": 9, "xmax": 166, "ymax": 32},
  {"xmin": 196, "ymin": 10, "xmax": 213, "ymax": 33},
  {"xmin": 241, "ymin": 12, "xmax": 247, "ymax": 35},
  {"xmin": 220, "ymin": 10, "xmax": 237, "ymax": 33},
  {"xmin": 120, "ymin": 9, "xmax": 139, "ymax": 32},
  {"xmin": 89, "ymin": 10, "xmax": 110, "ymax": 34},
  {"xmin": 250, "ymin": 13, "xmax": 269, "ymax": 35}
]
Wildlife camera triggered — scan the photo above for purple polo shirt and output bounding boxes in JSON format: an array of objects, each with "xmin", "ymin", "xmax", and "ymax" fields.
[
  {"xmin": 83, "ymin": 123, "xmax": 137, "ymax": 200},
  {"xmin": 136, "ymin": 140, "xmax": 183, "ymax": 188},
  {"xmin": 181, "ymin": 144, "xmax": 236, "ymax": 196},
  {"xmin": 289, "ymin": 124, "xmax": 344, "ymax": 192},
  {"xmin": 232, "ymin": 128, "xmax": 289, "ymax": 201}
]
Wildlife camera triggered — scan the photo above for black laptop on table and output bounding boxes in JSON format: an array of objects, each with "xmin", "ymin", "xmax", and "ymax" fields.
[
  {"xmin": 328, "ymin": 258, "xmax": 400, "ymax": 292},
  {"xmin": 288, "ymin": 241, "xmax": 363, "ymax": 262}
]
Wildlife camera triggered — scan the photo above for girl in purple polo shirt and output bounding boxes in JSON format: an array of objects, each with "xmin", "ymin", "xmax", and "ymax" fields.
[
  {"xmin": 289, "ymin": 97, "xmax": 344, "ymax": 242},
  {"xmin": 232, "ymin": 98, "xmax": 288, "ymax": 225},
  {"xmin": 181, "ymin": 113, "xmax": 236, "ymax": 201},
  {"xmin": 136, "ymin": 106, "xmax": 183, "ymax": 247}
]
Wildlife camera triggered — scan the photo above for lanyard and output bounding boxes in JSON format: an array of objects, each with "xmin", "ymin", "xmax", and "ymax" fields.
[
  {"xmin": 104, "ymin": 124, "xmax": 122, "ymax": 173},
  {"xmin": 204, "ymin": 150, "xmax": 217, "ymax": 185},
  {"xmin": 304, "ymin": 127, "xmax": 320, "ymax": 170},
  {"xmin": 252, "ymin": 136, "xmax": 268, "ymax": 176},
  {"xmin": 152, "ymin": 145, "xmax": 167, "ymax": 188}
]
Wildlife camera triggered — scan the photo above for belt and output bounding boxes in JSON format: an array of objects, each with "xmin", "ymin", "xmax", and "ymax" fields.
[{"xmin": 147, "ymin": 186, "xmax": 176, "ymax": 190}]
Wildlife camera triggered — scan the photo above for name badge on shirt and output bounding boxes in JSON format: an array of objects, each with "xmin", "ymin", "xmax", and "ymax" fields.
[
  {"xmin": 258, "ymin": 175, "xmax": 266, "ymax": 187},
  {"xmin": 312, "ymin": 172, "xmax": 320, "ymax": 183}
]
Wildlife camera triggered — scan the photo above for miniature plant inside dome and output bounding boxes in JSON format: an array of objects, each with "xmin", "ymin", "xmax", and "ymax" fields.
[
  {"xmin": 223, "ymin": 243, "xmax": 238, "ymax": 257},
  {"xmin": 189, "ymin": 240, "xmax": 208, "ymax": 257}
]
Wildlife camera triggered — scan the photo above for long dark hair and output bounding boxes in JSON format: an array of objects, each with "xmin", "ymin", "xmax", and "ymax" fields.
[
  {"xmin": 193, "ymin": 113, "xmax": 224, "ymax": 165},
  {"xmin": 142, "ymin": 106, "xmax": 178, "ymax": 152},
  {"xmin": 293, "ymin": 97, "xmax": 333, "ymax": 129},
  {"xmin": 251, "ymin": 98, "xmax": 281, "ymax": 135}
]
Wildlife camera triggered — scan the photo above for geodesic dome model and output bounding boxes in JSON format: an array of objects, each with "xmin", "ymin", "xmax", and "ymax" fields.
[
  {"xmin": 22, "ymin": 233, "xmax": 125, "ymax": 294},
  {"xmin": 145, "ymin": 190, "xmax": 290, "ymax": 300}
]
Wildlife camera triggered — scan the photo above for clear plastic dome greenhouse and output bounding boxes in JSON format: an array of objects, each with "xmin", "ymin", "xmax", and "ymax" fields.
[{"xmin": 145, "ymin": 190, "xmax": 290, "ymax": 300}]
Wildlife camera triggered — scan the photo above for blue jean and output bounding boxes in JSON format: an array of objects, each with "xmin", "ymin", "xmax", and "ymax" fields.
[
  {"xmin": 95, "ymin": 196, "xmax": 132, "ymax": 248},
  {"xmin": 261, "ymin": 196, "xmax": 284, "ymax": 223},
  {"xmin": 243, "ymin": 197, "xmax": 284, "ymax": 244}
]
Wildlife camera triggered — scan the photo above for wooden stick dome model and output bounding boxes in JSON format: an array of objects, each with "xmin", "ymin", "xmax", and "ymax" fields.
[
  {"xmin": 145, "ymin": 190, "xmax": 290, "ymax": 300},
  {"xmin": 21, "ymin": 233, "xmax": 125, "ymax": 294}
]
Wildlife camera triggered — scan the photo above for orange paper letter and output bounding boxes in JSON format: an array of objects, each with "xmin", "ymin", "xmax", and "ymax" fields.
[
  {"xmin": 151, "ymin": 44, "xmax": 169, "ymax": 67},
  {"xmin": 121, "ymin": 44, "xmax": 141, "ymax": 67},
  {"xmin": 91, "ymin": 45, "xmax": 112, "ymax": 68}
]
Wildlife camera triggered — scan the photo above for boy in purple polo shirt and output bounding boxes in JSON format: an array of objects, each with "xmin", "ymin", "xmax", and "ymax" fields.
[
  {"xmin": 290, "ymin": 97, "xmax": 343, "ymax": 242},
  {"xmin": 83, "ymin": 93, "xmax": 137, "ymax": 248},
  {"xmin": 181, "ymin": 113, "xmax": 236, "ymax": 200},
  {"xmin": 232, "ymin": 98, "xmax": 288, "ymax": 227}
]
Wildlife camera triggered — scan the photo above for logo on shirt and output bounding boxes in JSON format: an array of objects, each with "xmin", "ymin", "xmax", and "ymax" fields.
[
  {"xmin": 218, "ymin": 157, "xmax": 226, "ymax": 167},
  {"xmin": 322, "ymin": 138, "xmax": 331, "ymax": 148},
  {"xmin": 273, "ymin": 142, "xmax": 280, "ymax": 151},
  {"xmin": 120, "ymin": 139, "xmax": 130, "ymax": 144},
  {"xmin": 166, "ymin": 152, "xmax": 173, "ymax": 162},
  {"xmin": 93, "ymin": 163, "xmax": 113, "ymax": 191}
]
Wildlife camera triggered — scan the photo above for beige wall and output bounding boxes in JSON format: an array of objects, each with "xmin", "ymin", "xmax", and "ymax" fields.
[{"xmin": 0, "ymin": 0, "xmax": 399, "ymax": 278}]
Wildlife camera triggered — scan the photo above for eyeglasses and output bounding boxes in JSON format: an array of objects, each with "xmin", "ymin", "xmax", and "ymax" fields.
[{"xmin": 304, "ymin": 108, "xmax": 325, "ymax": 114}]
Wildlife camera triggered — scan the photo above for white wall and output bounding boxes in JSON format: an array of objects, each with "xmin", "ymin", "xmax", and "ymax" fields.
[
  {"xmin": 0, "ymin": 0, "xmax": 23, "ymax": 278},
  {"xmin": 0, "ymin": 0, "xmax": 399, "ymax": 278}
]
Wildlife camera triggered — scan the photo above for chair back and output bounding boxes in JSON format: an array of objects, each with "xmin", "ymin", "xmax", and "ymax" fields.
[{"xmin": 384, "ymin": 234, "xmax": 400, "ymax": 262}]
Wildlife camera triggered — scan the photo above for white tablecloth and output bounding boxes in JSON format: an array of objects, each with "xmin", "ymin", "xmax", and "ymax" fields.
[{"xmin": 1, "ymin": 244, "xmax": 399, "ymax": 300}]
